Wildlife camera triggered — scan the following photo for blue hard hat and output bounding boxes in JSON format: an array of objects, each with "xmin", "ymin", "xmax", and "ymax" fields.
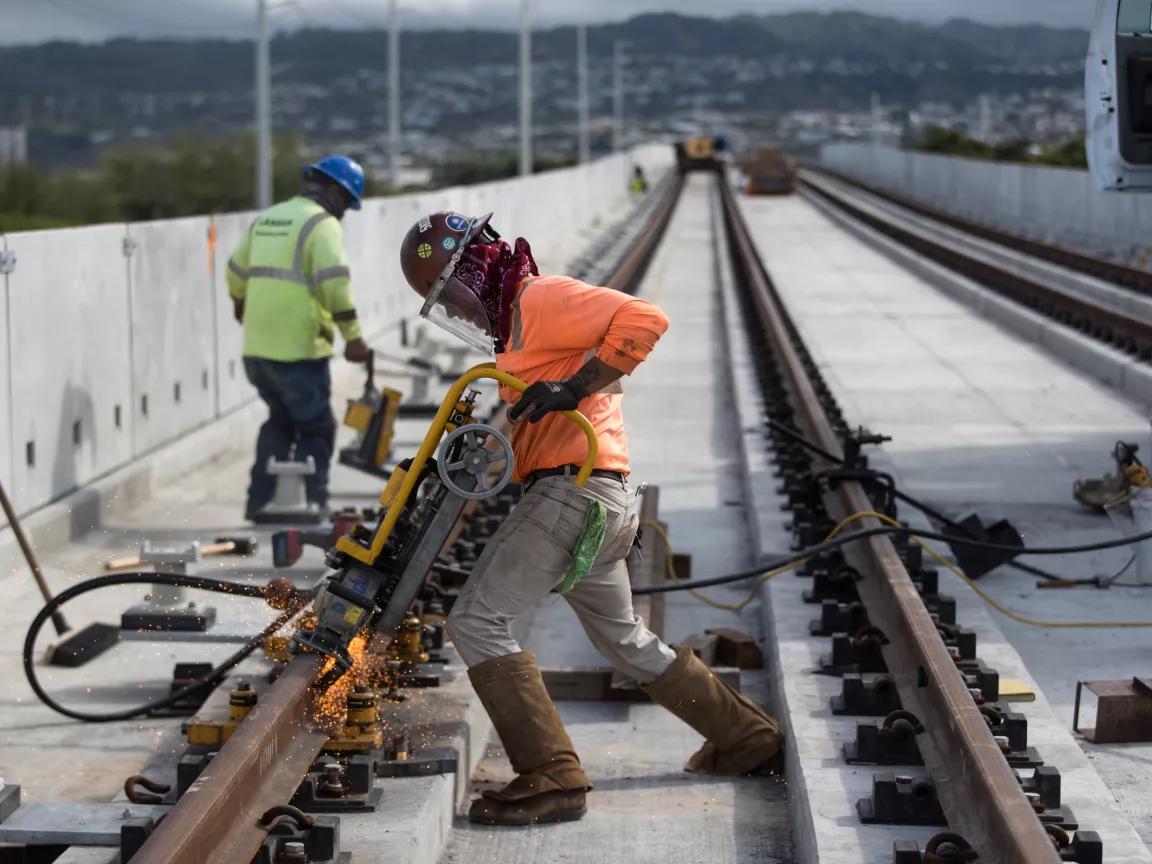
[{"xmin": 303, "ymin": 155, "xmax": 365, "ymax": 210}]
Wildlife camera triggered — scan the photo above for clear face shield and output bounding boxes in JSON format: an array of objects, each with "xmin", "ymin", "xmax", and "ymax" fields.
[{"xmin": 418, "ymin": 215, "xmax": 499, "ymax": 355}]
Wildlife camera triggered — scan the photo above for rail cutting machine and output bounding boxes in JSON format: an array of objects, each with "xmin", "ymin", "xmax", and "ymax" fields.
[{"xmin": 292, "ymin": 364, "xmax": 598, "ymax": 672}]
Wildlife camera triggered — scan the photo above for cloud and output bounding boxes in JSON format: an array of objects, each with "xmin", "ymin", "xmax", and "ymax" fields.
[{"xmin": 0, "ymin": 0, "xmax": 1093, "ymax": 46}]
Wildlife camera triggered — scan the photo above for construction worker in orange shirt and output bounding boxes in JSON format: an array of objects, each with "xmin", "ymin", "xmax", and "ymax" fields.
[{"xmin": 397, "ymin": 211, "xmax": 783, "ymax": 827}]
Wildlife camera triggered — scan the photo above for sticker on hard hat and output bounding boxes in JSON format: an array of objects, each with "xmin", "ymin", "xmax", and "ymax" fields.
[
  {"xmin": 418, "ymin": 216, "xmax": 432, "ymax": 233},
  {"xmin": 417, "ymin": 243, "xmax": 433, "ymax": 259},
  {"xmin": 445, "ymin": 214, "xmax": 470, "ymax": 232},
  {"xmin": 441, "ymin": 236, "xmax": 458, "ymax": 251}
]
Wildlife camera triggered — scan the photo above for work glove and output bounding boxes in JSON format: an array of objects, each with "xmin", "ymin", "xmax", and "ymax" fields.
[
  {"xmin": 344, "ymin": 338, "xmax": 372, "ymax": 364},
  {"xmin": 233, "ymin": 298, "xmax": 245, "ymax": 323},
  {"xmin": 509, "ymin": 380, "xmax": 586, "ymax": 424}
]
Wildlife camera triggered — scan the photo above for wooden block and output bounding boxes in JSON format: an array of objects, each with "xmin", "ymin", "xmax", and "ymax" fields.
[
  {"xmin": 627, "ymin": 486, "xmax": 665, "ymax": 639},
  {"xmin": 706, "ymin": 627, "xmax": 764, "ymax": 669}
]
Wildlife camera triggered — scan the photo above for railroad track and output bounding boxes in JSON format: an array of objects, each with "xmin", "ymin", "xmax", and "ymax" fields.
[
  {"xmin": 799, "ymin": 167, "xmax": 1152, "ymax": 363},
  {"xmin": 124, "ymin": 171, "xmax": 683, "ymax": 864},
  {"xmin": 715, "ymin": 173, "xmax": 1099, "ymax": 863}
]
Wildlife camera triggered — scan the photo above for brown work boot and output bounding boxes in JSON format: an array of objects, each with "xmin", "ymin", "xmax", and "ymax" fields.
[
  {"xmin": 467, "ymin": 651, "xmax": 591, "ymax": 826},
  {"xmin": 644, "ymin": 647, "xmax": 783, "ymax": 776}
]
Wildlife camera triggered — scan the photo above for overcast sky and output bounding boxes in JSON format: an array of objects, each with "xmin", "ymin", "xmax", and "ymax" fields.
[{"xmin": 1, "ymin": 0, "xmax": 1095, "ymax": 45}]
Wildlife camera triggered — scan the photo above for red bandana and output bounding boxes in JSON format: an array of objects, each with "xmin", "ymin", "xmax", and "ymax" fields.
[{"xmin": 452, "ymin": 237, "xmax": 539, "ymax": 349}]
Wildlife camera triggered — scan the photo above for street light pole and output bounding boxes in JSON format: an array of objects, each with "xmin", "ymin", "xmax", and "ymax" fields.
[
  {"xmin": 612, "ymin": 40, "xmax": 624, "ymax": 153},
  {"xmin": 389, "ymin": 0, "xmax": 401, "ymax": 189},
  {"xmin": 255, "ymin": 0, "xmax": 272, "ymax": 209},
  {"xmin": 577, "ymin": 22, "xmax": 589, "ymax": 163},
  {"xmin": 519, "ymin": 0, "xmax": 533, "ymax": 177}
]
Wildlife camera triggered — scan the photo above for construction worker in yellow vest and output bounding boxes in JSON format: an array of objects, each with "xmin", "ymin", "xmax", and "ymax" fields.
[{"xmin": 226, "ymin": 155, "xmax": 372, "ymax": 519}]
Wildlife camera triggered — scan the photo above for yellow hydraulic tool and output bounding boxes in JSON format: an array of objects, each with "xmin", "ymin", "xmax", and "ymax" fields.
[
  {"xmin": 339, "ymin": 350, "xmax": 403, "ymax": 478},
  {"xmin": 292, "ymin": 364, "xmax": 598, "ymax": 671}
]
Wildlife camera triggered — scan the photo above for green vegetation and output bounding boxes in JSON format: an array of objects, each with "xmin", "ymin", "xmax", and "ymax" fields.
[
  {"xmin": 434, "ymin": 152, "xmax": 578, "ymax": 188},
  {"xmin": 0, "ymin": 132, "xmax": 376, "ymax": 233},
  {"xmin": 915, "ymin": 127, "xmax": 1087, "ymax": 168}
]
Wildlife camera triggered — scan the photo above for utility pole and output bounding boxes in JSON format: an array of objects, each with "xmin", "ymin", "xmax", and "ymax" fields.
[
  {"xmin": 389, "ymin": 0, "xmax": 401, "ymax": 189},
  {"xmin": 577, "ymin": 22, "xmax": 590, "ymax": 163},
  {"xmin": 255, "ymin": 0, "xmax": 272, "ymax": 209},
  {"xmin": 519, "ymin": 0, "xmax": 533, "ymax": 177},
  {"xmin": 612, "ymin": 40, "xmax": 624, "ymax": 153}
]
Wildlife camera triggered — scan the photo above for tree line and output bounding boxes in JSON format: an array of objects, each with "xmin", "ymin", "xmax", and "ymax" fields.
[
  {"xmin": 915, "ymin": 126, "xmax": 1087, "ymax": 169},
  {"xmin": 0, "ymin": 131, "xmax": 580, "ymax": 233},
  {"xmin": 0, "ymin": 133, "xmax": 328, "ymax": 233}
]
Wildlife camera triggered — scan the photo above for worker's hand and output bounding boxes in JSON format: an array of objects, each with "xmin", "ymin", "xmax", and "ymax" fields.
[
  {"xmin": 509, "ymin": 380, "xmax": 585, "ymax": 424},
  {"xmin": 232, "ymin": 298, "xmax": 244, "ymax": 323},
  {"xmin": 344, "ymin": 338, "xmax": 372, "ymax": 364}
]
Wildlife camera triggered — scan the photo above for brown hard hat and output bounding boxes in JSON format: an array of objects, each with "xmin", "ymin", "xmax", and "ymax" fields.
[{"xmin": 399, "ymin": 211, "xmax": 496, "ymax": 298}]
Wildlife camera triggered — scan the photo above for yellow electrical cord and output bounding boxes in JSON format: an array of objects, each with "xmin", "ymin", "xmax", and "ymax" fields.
[
  {"xmin": 640, "ymin": 519, "xmax": 806, "ymax": 613},
  {"xmin": 643, "ymin": 512, "xmax": 1152, "ymax": 628}
]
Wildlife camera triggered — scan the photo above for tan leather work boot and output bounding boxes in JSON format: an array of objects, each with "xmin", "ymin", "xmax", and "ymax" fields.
[
  {"xmin": 467, "ymin": 651, "xmax": 592, "ymax": 826},
  {"xmin": 644, "ymin": 646, "xmax": 784, "ymax": 776}
]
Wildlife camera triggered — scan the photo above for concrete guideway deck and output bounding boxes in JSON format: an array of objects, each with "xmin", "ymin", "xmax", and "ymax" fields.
[
  {"xmin": 439, "ymin": 173, "xmax": 792, "ymax": 864},
  {"xmin": 737, "ymin": 191, "xmax": 1152, "ymax": 859}
]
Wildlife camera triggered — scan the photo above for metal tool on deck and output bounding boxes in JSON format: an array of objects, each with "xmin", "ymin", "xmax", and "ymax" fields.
[
  {"xmin": 251, "ymin": 457, "xmax": 324, "ymax": 524},
  {"xmin": 105, "ymin": 535, "xmax": 258, "ymax": 572},
  {"xmin": 120, "ymin": 542, "xmax": 218, "ymax": 631},
  {"xmin": 272, "ymin": 519, "xmax": 362, "ymax": 568}
]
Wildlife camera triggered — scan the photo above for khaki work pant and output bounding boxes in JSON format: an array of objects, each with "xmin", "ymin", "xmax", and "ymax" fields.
[{"xmin": 447, "ymin": 475, "xmax": 677, "ymax": 683}]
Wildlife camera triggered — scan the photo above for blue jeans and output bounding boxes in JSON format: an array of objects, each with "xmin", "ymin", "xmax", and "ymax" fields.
[{"xmin": 243, "ymin": 357, "xmax": 336, "ymax": 513}]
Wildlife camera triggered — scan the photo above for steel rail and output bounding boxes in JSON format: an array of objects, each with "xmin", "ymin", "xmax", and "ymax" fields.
[
  {"xmin": 716, "ymin": 174, "xmax": 1061, "ymax": 863},
  {"xmin": 799, "ymin": 171, "xmax": 1152, "ymax": 361},
  {"xmin": 123, "ymin": 166, "xmax": 688, "ymax": 864},
  {"xmin": 130, "ymin": 654, "xmax": 328, "ymax": 864},
  {"xmin": 807, "ymin": 162, "xmax": 1152, "ymax": 300},
  {"xmin": 607, "ymin": 172, "xmax": 685, "ymax": 296}
]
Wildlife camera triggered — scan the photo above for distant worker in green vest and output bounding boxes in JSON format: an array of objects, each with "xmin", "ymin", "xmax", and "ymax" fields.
[
  {"xmin": 226, "ymin": 155, "xmax": 372, "ymax": 520},
  {"xmin": 629, "ymin": 165, "xmax": 649, "ymax": 194}
]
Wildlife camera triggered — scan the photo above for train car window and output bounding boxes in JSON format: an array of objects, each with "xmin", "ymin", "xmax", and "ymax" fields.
[{"xmin": 1118, "ymin": 0, "xmax": 1152, "ymax": 34}]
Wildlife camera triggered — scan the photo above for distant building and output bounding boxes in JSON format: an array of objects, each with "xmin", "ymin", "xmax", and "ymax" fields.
[{"xmin": 0, "ymin": 126, "xmax": 28, "ymax": 167}]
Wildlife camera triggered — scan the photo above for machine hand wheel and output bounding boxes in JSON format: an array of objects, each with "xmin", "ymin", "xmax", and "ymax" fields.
[{"xmin": 437, "ymin": 423, "xmax": 515, "ymax": 500}]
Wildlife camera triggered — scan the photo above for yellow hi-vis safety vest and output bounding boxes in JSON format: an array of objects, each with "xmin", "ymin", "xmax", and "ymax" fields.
[{"xmin": 226, "ymin": 196, "xmax": 363, "ymax": 362}]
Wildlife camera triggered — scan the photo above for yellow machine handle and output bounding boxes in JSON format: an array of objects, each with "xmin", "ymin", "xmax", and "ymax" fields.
[{"xmin": 338, "ymin": 363, "xmax": 599, "ymax": 566}]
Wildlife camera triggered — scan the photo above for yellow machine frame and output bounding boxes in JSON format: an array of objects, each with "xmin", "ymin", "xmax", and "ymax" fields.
[{"xmin": 334, "ymin": 364, "xmax": 599, "ymax": 567}]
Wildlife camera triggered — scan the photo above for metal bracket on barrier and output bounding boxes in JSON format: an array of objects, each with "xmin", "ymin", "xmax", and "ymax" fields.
[
  {"xmin": 0, "ymin": 249, "xmax": 15, "ymax": 275},
  {"xmin": 122, "ymin": 237, "xmax": 137, "ymax": 258}
]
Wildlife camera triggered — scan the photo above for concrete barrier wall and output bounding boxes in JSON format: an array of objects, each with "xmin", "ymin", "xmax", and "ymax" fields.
[
  {"xmin": 819, "ymin": 143, "xmax": 1152, "ymax": 264},
  {"xmin": 0, "ymin": 144, "xmax": 671, "ymax": 517}
]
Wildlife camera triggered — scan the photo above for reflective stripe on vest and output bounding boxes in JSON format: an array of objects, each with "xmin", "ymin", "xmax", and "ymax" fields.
[{"xmin": 247, "ymin": 208, "xmax": 335, "ymax": 293}]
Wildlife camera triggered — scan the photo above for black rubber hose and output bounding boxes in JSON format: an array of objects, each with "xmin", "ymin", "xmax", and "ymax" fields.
[
  {"xmin": 631, "ymin": 524, "xmax": 1152, "ymax": 595},
  {"xmin": 765, "ymin": 417, "xmax": 1080, "ymax": 583},
  {"xmin": 24, "ymin": 572, "xmax": 301, "ymax": 723}
]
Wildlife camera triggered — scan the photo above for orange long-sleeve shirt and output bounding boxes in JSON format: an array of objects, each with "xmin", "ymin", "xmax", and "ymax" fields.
[{"xmin": 496, "ymin": 275, "xmax": 669, "ymax": 481}]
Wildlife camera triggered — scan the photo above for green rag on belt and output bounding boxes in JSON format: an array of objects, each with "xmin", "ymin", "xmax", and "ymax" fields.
[{"xmin": 558, "ymin": 499, "xmax": 607, "ymax": 594}]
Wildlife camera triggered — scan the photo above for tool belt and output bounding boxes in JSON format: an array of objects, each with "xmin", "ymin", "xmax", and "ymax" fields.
[{"xmin": 524, "ymin": 465, "xmax": 625, "ymax": 491}]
